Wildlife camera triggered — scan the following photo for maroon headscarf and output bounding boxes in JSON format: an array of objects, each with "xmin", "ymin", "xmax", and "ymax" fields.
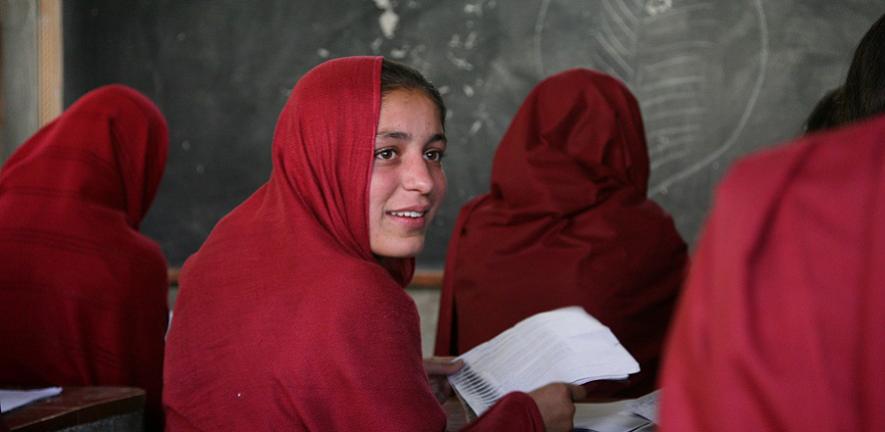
[
  {"xmin": 163, "ymin": 57, "xmax": 543, "ymax": 431},
  {"xmin": 435, "ymin": 69, "xmax": 688, "ymax": 397},
  {"xmin": 0, "ymin": 85, "xmax": 169, "ymax": 427},
  {"xmin": 659, "ymin": 115, "xmax": 885, "ymax": 430}
]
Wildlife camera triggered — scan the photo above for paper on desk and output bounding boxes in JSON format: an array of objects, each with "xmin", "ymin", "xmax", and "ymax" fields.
[
  {"xmin": 0, "ymin": 387, "xmax": 62, "ymax": 412},
  {"xmin": 574, "ymin": 390, "xmax": 660, "ymax": 432},
  {"xmin": 628, "ymin": 389, "xmax": 659, "ymax": 423},
  {"xmin": 449, "ymin": 306, "xmax": 640, "ymax": 416}
]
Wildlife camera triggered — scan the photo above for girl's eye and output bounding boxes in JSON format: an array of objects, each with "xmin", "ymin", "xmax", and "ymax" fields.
[
  {"xmin": 374, "ymin": 149, "xmax": 396, "ymax": 160},
  {"xmin": 424, "ymin": 149, "xmax": 445, "ymax": 162}
]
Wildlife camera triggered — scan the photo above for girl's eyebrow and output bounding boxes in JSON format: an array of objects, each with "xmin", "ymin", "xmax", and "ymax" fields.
[
  {"xmin": 375, "ymin": 130, "xmax": 447, "ymax": 145},
  {"xmin": 428, "ymin": 133, "xmax": 447, "ymax": 146},
  {"xmin": 376, "ymin": 130, "xmax": 410, "ymax": 140}
]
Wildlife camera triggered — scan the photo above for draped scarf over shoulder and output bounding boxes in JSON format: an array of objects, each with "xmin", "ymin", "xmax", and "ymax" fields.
[
  {"xmin": 164, "ymin": 57, "xmax": 542, "ymax": 431},
  {"xmin": 435, "ymin": 69, "xmax": 687, "ymax": 397},
  {"xmin": 0, "ymin": 84, "xmax": 169, "ymax": 428},
  {"xmin": 660, "ymin": 115, "xmax": 885, "ymax": 431}
]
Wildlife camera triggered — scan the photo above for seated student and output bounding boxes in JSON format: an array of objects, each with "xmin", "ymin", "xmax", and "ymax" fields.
[
  {"xmin": 658, "ymin": 112, "xmax": 885, "ymax": 431},
  {"xmin": 660, "ymin": 13, "xmax": 885, "ymax": 430},
  {"xmin": 434, "ymin": 69, "xmax": 688, "ymax": 398},
  {"xmin": 0, "ymin": 85, "xmax": 170, "ymax": 429},
  {"xmin": 163, "ymin": 57, "xmax": 583, "ymax": 431}
]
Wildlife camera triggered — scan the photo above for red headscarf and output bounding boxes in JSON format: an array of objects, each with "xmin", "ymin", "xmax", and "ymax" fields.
[
  {"xmin": 435, "ymin": 69, "xmax": 688, "ymax": 397},
  {"xmin": 163, "ymin": 57, "xmax": 543, "ymax": 431},
  {"xmin": 659, "ymin": 115, "xmax": 885, "ymax": 430},
  {"xmin": 0, "ymin": 84, "xmax": 169, "ymax": 427}
]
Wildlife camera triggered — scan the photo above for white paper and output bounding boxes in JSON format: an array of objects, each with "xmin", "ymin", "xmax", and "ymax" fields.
[
  {"xmin": 574, "ymin": 399, "xmax": 634, "ymax": 427},
  {"xmin": 574, "ymin": 390, "xmax": 660, "ymax": 432},
  {"xmin": 627, "ymin": 390, "xmax": 659, "ymax": 422},
  {"xmin": 448, "ymin": 306, "xmax": 640, "ymax": 415},
  {"xmin": 0, "ymin": 387, "xmax": 63, "ymax": 412}
]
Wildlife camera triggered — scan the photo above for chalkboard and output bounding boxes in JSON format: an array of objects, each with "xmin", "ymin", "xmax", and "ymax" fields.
[{"xmin": 64, "ymin": 0, "xmax": 885, "ymax": 268}]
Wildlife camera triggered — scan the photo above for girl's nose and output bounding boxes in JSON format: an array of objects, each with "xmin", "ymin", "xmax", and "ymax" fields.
[{"xmin": 402, "ymin": 154, "xmax": 434, "ymax": 194}]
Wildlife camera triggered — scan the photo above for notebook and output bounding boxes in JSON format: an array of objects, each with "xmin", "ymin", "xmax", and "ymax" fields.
[{"xmin": 448, "ymin": 306, "xmax": 640, "ymax": 416}]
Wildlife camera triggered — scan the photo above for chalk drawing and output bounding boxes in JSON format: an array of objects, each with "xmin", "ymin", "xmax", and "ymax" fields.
[
  {"xmin": 449, "ymin": 34, "xmax": 462, "ymax": 48},
  {"xmin": 447, "ymin": 51, "xmax": 475, "ymax": 71},
  {"xmin": 534, "ymin": 0, "xmax": 551, "ymax": 77},
  {"xmin": 370, "ymin": 37, "xmax": 383, "ymax": 53},
  {"xmin": 535, "ymin": 0, "xmax": 769, "ymax": 197},
  {"xmin": 464, "ymin": 31, "xmax": 478, "ymax": 49},
  {"xmin": 650, "ymin": 0, "xmax": 768, "ymax": 195},
  {"xmin": 390, "ymin": 47, "xmax": 407, "ymax": 59},
  {"xmin": 645, "ymin": 0, "xmax": 672, "ymax": 16},
  {"xmin": 374, "ymin": 0, "xmax": 399, "ymax": 39}
]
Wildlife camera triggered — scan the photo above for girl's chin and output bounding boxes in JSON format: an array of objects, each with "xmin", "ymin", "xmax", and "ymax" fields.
[{"xmin": 370, "ymin": 238, "xmax": 426, "ymax": 259}]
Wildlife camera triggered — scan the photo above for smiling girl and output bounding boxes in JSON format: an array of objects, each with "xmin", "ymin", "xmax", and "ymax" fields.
[{"xmin": 163, "ymin": 57, "xmax": 580, "ymax": 431}]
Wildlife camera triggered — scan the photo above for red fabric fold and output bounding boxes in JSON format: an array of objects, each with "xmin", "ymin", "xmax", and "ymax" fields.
[
  {"xmin": 659, "ymin": 114, "xmax": 885, "ymax": 431},
  {"xmin": 0, "ymin": 84, "xmax": 169, "ymax": 428},
  {"xmin": 435, "ymin": 69, "xmax": 688, "ymax": 397},
  {"xmin": 163, "ymin": 57, "xmax": 541, "ymax": 431}
]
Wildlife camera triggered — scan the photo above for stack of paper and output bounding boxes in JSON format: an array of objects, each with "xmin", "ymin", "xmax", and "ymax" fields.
[{"xmin": 448, "ymin": 306, "xmax": 640, "ymax": 415}]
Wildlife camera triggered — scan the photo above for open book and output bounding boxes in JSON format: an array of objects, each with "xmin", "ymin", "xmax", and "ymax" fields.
[{"xmin": 448, "ymin": 306, "xmax": 640, "ymax": 416}]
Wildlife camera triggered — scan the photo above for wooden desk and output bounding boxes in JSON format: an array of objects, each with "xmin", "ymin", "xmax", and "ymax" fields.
[{"xmin": 2, "ymin": 387, "xmax": 144, "ymax": 432}]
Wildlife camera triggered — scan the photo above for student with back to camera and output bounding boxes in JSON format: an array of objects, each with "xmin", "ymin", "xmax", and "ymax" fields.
[
  {"xmin": 0, "ymin": 85, "xmax": 170, "ymax": 430},
  {"xmin": 435, "ymin": 69, "xmax": 688, "ymax": 398},
  {"xmin": 659, "ymin": 11, "xmax": 885, "ymax": 431}
]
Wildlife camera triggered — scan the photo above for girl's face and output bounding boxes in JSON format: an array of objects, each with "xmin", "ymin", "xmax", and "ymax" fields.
[{"xmin": 369, "ymin": 89, "xmax": 447, "ymax": 258}]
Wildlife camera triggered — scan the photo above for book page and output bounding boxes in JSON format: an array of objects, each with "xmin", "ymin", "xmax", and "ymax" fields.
[{"xmin": 449, "ymin": 306, "xmax": 640, "ymax": 415}]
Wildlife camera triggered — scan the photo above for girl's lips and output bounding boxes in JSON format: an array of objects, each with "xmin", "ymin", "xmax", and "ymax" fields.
[{"xmin": 386, "ymin": 209, "xmax": 430, "ymax": 229}]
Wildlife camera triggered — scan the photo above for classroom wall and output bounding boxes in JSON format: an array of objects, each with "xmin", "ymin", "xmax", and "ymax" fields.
[
  {"xmin": 61, "ymin": 0, "xmax": 885, "ymax": 270},
  {"xmin": 0, "ymin": 0, "xmax": 62, "ymax": 160},
  {"xmin": 1, "ymin": 0, "xmax": 39, "ymax": 159}
]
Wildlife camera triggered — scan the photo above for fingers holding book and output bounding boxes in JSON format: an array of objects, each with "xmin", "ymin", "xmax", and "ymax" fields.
[{"xmin": 424, "ymin": 357, "xmax": 464, "ymax": 403}]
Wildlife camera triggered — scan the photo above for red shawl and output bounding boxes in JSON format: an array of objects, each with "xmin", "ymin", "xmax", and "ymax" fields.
[
  {"xmin": 659, "ymin": 115, "xmax": 885, "ymax": 430},
  {"xmin": 163, "ymin": 57, "xmax": 542, "ymax": 431},
  {"xmin": 435, "ymin": 69, "xmax": 688, "ymax": 397},
  {"xmin": 0, "ymin": 85, "xmax": 169, "ymax": 427}
]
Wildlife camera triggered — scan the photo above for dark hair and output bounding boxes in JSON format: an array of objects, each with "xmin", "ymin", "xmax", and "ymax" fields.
[
  {"xmin": 380, "ymin": 59, "xmax": 447, "ymax": 130},
  {"xmin": 842, "ymin": 13, "xmax": 885, "ymax": 124},
  {"xmin": 804, "ymin": 87, "xmax": 846, "ymax": 134}
]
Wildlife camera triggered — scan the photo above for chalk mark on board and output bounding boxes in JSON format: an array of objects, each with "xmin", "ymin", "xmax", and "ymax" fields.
[
  {"xmin": 534, "ymin": 0, "xmax": 552, "ymax": 77},
  {"xmin": 649, "ymin": 0, "xmax": 768, "ymax": 195},
  {"xmin": 594, "ymin": 33, "xmax": 633, "ymax": 77},
  {"xmin": 374, "ymin": 0, "xmax": 399, "ymax": 39},
  {"xmin": 650, "ymin": 135, "xmax": 699, "ymax": 156},
  {"xmin": 534, "ymin": 0, "xmax": 768, "ymax": 196},
  {"xmin": 605, "ymin": 0, "xmax": 638, "ymax": 43}
]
